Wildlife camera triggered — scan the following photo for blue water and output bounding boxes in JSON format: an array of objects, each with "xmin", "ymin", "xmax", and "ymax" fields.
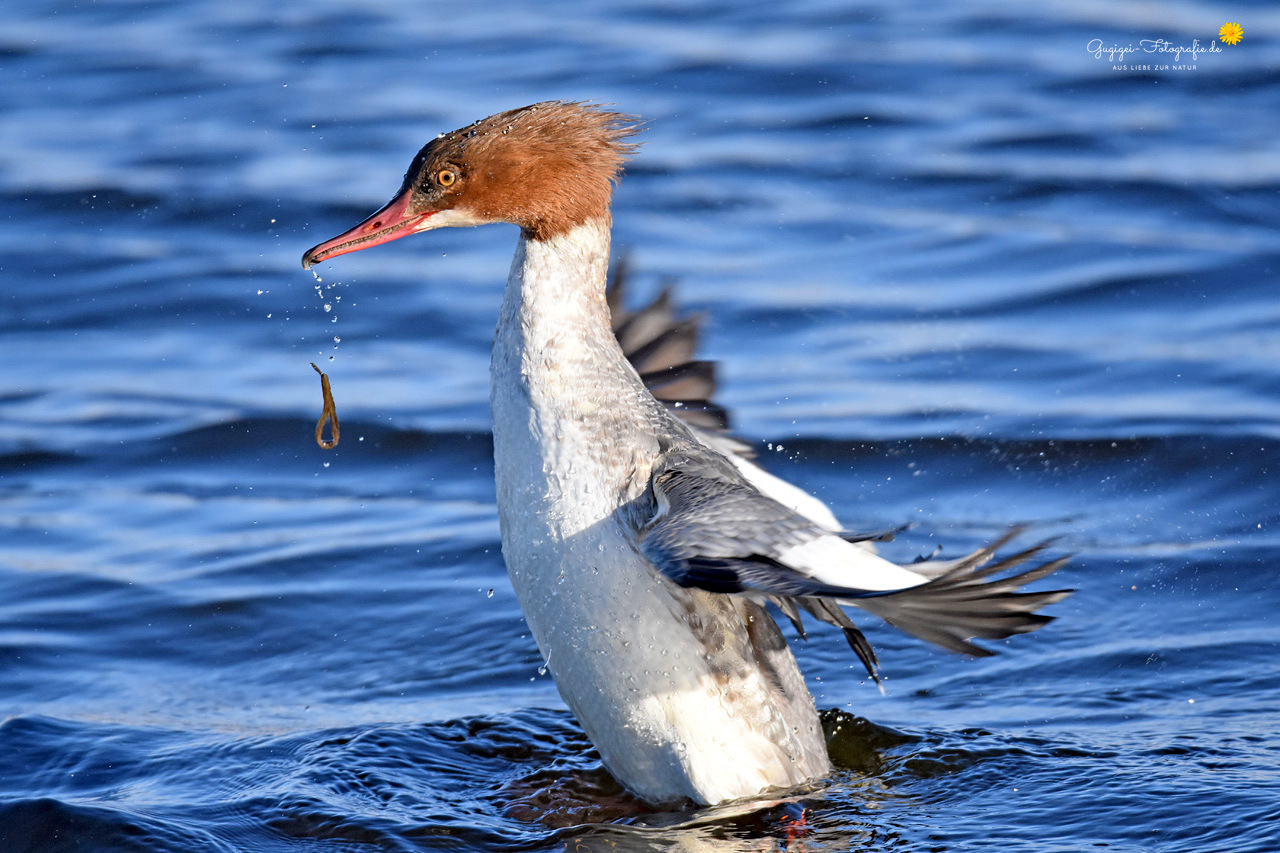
[{"xmin": 3, "ymin": 1, "xmax": 1280, "ymax": 850}]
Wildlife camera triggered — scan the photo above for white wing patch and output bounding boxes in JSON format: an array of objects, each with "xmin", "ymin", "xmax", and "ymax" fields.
[
  {"xmin": 723, "ymin": 453, "xmax": 842, "ymax": 532},
  {"xmin": 774, "ymin": 534, "xmax": 929, "ymax": 593}
]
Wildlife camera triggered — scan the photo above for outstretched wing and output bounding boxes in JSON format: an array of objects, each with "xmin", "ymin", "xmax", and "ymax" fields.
[
  {"xmin": 608, "ymin": 259, "xmax": 734, "ymax": 437},
  {"xmin": 609, "ymin": 263, "xmax": 842, "ymax": 530},
  {"xmin": 639, "ymin": 452, "xmax": 1072, "ymax": 683}
]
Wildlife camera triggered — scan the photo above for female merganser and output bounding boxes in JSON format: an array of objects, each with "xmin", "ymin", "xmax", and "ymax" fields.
[{"xmin": 301, "ymin": 102, "xmax": 1070, "ymax": 806}]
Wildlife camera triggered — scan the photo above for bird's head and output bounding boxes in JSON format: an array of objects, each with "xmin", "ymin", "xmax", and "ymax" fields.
[{"xmin": 302, "ymin": 101, "xmax": 643, "ymax": 268}]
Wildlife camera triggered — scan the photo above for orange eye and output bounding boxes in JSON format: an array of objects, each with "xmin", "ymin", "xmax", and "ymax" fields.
[{"xmin": 437, "ymin": 169, "xmax": 456, "ymax": 187}]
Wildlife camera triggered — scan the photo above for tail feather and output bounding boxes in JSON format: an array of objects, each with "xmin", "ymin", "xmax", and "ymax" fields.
[
  {"xmin": 907, "ymin": 526, "xmax": 1024, "ymax": 578},
  {"xmin": 857, "ymin": 546, "xmax": 1072, "ymax": 656}
]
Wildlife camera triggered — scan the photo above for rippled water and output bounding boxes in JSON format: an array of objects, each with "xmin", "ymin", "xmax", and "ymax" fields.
[{"xmin": 4, "ymin": 1, "xmax": 1280, "ymax": 851}]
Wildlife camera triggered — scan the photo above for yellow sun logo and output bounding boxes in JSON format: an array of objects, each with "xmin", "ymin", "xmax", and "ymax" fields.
[{"xmin": 1219, "ymin": 22, "xmax": 1243, "ymax": 45}]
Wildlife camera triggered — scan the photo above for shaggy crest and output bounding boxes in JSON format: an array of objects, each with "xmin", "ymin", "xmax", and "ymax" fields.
[{"xmin": 401, "ymin": 101, "xmax": 644, "ymax": 240}]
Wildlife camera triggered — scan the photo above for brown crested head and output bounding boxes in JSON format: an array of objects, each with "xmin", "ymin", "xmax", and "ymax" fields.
[
  {"xmin": 302, "ymin": 102, "xmax": 643, "ymax": 267},
  {"xmin": 404, "ymin": 101, "xmax": 643, "ymax": 238}
]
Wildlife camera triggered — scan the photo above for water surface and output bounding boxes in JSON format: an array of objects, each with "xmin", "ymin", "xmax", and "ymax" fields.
[{"xmin": 3, "ymin": 1, "xmax": 1279, "ymax": 850}]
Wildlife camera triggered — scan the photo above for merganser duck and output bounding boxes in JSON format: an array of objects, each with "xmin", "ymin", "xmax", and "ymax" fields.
[{"xmin": 301, "ymin": 102, "xmax": 1071, "ymax": 806}]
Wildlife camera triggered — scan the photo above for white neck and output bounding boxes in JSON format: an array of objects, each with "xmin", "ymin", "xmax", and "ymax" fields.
[
  {"xmin": 490, "ymin": 220, "xmax": 660, "ymax": 533},
  {"xmin": 498, "ymin": 219, "xmax": 615, "ymax": 363},
  {"xmin": 485, "ymin": 220, "xmax": 829, "ymax": 805}
]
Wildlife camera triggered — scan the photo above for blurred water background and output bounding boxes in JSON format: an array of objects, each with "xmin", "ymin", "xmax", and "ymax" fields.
[{"xmin": 2, "ymin": 1, "xmax": 1279, "ymax": 850}]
